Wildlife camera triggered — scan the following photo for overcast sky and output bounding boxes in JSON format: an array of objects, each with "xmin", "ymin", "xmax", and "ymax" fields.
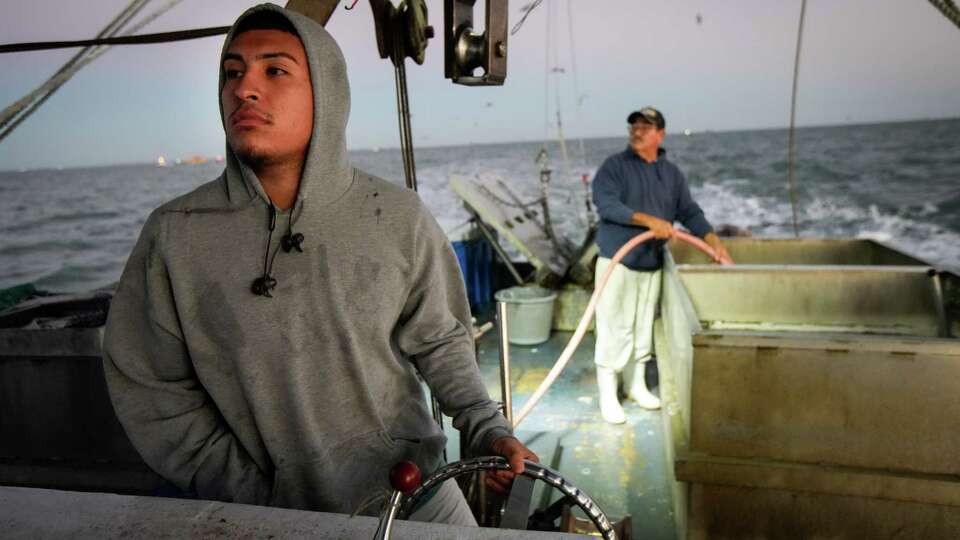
[{"xmin": 1, "ymin": 0, "xmax": 958, "ymax": 170}]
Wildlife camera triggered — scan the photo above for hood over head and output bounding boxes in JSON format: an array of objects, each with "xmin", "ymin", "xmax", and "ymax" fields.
[{"xmin": 219, "ymin": 3, "xmax": 353, "ymax": 209}]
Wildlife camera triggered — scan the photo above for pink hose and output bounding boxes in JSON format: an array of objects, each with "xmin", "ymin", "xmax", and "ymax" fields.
[{"xmin": 512, "ymin": 231, "xmax": 731, "ymax": 428}]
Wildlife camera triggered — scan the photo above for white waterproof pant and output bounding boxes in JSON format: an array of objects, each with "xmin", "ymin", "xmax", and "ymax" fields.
[{"xmin": 594, "ymin": 257, "xmax": 662, "ymax": 372}]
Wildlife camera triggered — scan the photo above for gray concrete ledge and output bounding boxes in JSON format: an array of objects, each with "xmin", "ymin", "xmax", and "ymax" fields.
[{"xmin": 0, "ymin": 486, "xmax": 589, "ymax": 539}]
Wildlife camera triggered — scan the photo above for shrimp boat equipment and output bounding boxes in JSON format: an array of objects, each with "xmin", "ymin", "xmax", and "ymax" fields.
[{"xmin": 3, "ymin": 1, "xmax": 960, "ymax": 539}]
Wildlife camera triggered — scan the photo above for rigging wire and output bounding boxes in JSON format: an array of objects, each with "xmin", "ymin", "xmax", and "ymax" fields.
[
  {"xmin": 551, "ymin": 2, "xmax": 572, "ymax": 201},
  {"xmin": 542, "ymin": 1, "xmax": 551, "ymax": 147},
  {"xmin": 0, "ymin": 0, "xmax": 151, "ymax": 134},
  {"xmin": 786, "ymin": 0, "xmax": 807, "ymax": 238},
  {"xmin": 392, "ymin": 44, "xmax": 417, "ymax": 191},
  {"xmin": 551, "ymin": 1, "xmax": 569, "ymax": 175},
  {"xmin": 0, "ymin": 25, "xmax": 229, "ymax": 54},
  {"xmin": 928, "ymin": 0, "xmax": 960, "ymax": 28},
  {"xmin": 566, "ymin": 0, "xmax": 587, "ymax": 170},
  {"xmin": 546, "ymin": 5, "xmax": 579, "ymax": 221},
  {"xmin": 0, "ymin": 0, "xmax": 186, "ymax": 145},
  {"xmin": 566, "ymin": 0, "xmax": 594, "ymax": 228},
  {"xmin": 511, "ymin": 0, "xmax": 544, "ymax": 35}
]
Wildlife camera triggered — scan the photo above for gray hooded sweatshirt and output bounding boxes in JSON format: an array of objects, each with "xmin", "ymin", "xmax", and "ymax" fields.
[{"xmin": 103, "ymin": 3, "xmax": 510, "ymax": 514}]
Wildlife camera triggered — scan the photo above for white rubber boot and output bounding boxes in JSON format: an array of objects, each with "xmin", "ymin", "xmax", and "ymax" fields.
[
  {"xmin": 626, "ymin": 360, "xmax": 661, "ymax": 410},
  {"xmin": 596, "ymin": 367, "xmax": 626, "ymax": 424}
]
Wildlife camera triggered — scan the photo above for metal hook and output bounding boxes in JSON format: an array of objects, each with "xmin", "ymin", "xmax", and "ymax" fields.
[{"xmin": 345, "ymin": 0, "xmax": 359, "ymax": 10}]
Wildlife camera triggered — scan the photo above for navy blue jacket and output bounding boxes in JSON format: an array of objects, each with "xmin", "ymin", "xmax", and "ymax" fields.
[{"xmin": 592, "ymin": 147, "xmax": 713, "ymax": 271}]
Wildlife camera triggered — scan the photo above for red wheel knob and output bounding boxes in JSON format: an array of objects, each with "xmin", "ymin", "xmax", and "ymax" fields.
[{"xmin": 389, "ymin": 461, "xmax": 421, "ymax": 493}]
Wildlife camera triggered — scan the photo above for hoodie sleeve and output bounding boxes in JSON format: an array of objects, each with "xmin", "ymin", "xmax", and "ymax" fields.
[
  {"xmin": 102, "ymin": 210, "xmax": 272, "ymax": 504},
  {"xmin": 394, "ymin": 208, "xmax": 512, "ymax": 456},
  {"xmin": 673, "ymin": 168, "xmax": 713, "ymax": 238},
  {"xmin": 592, "ymin": 157, "xmax": 637, "ymax": 226}
]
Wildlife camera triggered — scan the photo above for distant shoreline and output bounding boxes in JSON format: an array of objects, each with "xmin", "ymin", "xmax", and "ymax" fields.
[{"xmin": 3, "ymin": 116, "xmax": 958, "ymax": 173}]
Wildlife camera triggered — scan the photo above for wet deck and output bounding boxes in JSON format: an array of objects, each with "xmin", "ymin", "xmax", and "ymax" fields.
[{"xmin": 444, "ymin": 327, "xmax": 675, "ymax": 540}]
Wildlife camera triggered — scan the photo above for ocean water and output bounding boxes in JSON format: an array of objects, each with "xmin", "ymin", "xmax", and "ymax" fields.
[{"xmin": 1, "ymin": 118, "xmax": 958, "ymax": 293}]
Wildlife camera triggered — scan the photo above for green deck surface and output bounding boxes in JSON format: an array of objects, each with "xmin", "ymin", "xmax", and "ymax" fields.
[{"xmin": 444, "ymin": 328, "xmax": 675, "ymax": 540}]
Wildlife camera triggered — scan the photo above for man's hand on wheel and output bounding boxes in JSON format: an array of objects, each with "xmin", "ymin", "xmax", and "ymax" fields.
[
  {"xmin": 632, "ymin": 212, "xmax": 675, "ymax": 239},
  {"xmin": 485, "ymin": 436, "xmax": 540, "ymax": 494}
]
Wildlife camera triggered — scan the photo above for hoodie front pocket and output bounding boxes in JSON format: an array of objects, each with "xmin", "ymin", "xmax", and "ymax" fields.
[{"xmin": 270, "ymin": 429, "xmax": 425, "ymax": 515}]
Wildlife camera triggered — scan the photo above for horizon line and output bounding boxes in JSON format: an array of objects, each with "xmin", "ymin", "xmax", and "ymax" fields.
[{"xmin": 3, "ymin": 115, "xmax": 958, "ymax": 173}]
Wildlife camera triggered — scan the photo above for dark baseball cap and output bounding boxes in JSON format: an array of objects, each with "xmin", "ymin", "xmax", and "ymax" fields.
[{"xmin": 627, "ymin": 107, "xmax": 665, "ymax": 130}]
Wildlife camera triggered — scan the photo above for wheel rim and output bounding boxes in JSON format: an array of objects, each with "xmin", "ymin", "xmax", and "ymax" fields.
[{"xmin": 397, "ymin": 456, "xmax": 616, "ymax": 540}]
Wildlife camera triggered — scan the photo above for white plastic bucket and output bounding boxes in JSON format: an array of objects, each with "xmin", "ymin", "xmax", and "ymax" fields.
[{"xmin": 494, "ymin": 286, "xmax": 558, "ymax": 345}]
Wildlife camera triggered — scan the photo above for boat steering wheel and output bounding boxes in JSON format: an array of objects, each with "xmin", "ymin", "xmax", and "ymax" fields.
[{"xmin": 373, "ymin": 456, "xmax": 617, "ymax": 540}]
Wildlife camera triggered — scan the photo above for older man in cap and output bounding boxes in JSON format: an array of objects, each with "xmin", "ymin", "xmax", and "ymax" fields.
[{"xmin": 591, "ymin": 107, "xmax": 730, "ymax": 424}]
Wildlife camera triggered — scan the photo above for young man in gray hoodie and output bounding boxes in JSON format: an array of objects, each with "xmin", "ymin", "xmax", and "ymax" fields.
[{"xmin": 102, "ymin": 4, "xmax": 535, "ymax": 525}]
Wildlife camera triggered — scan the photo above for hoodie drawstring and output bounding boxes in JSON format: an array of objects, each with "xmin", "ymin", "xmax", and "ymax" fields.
[
  {"xmin": 252, "ymin": 202, "xmax": 305, "ymax": 298},
  {"xmin": 251, "ymin": 205, "xmax": 279, "ymax": 297},
  {"xmin": 281, "ymin": 205, "xmax": 305, "ymax": 253}
]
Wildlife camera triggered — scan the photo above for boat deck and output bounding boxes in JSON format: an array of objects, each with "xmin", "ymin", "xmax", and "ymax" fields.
[{"xmin": 444, "ymin": 325, "xmax": 675, "ymax": 540}]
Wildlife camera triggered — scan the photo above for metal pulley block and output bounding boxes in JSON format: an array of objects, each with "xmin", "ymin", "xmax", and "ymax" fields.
[
  {"xmin": 444, "ymin": 0, "xmax": 509, "ymax": 85},
  {"xmin": 404, "ymin": 0, "xmax": 430, "ymax": 64},
  {"xmin": 370, "ymin": 0, "xmax": 434, "ymax": 66}
]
